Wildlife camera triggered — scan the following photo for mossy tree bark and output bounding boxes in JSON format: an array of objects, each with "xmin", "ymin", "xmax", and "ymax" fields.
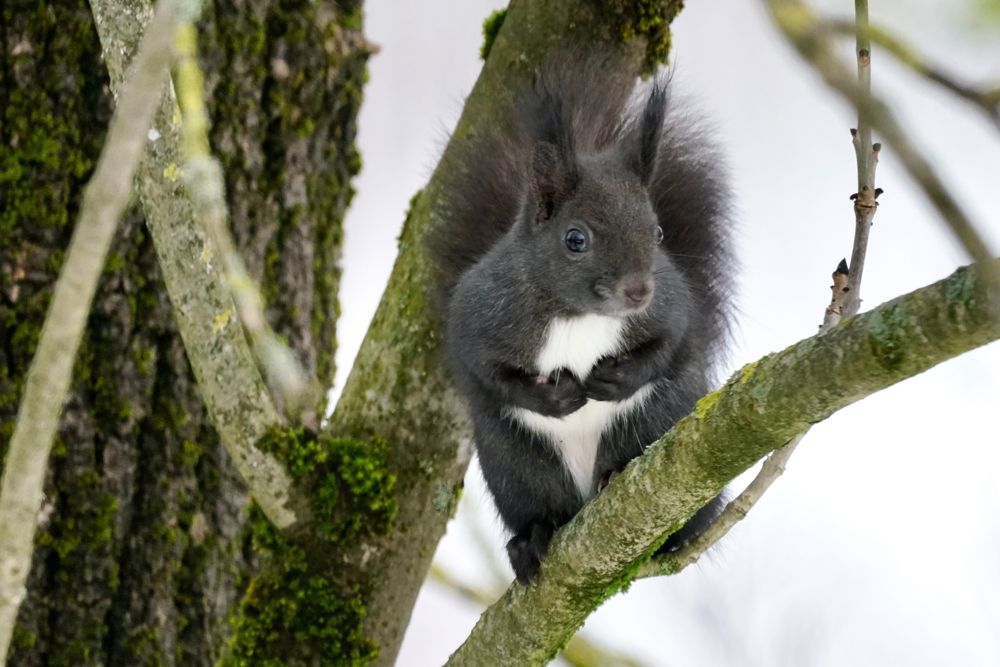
[{"xmin": 0, "ymin": 0, "xmax": 365, "ymax": 664}]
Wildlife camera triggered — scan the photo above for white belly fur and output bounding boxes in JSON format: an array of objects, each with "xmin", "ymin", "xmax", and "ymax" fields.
[{"xmin": 508, "ymin": 314, "xmax": 653, "ymax": 499}]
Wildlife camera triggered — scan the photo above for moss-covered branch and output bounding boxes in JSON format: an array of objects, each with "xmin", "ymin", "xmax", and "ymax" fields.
[
  {"xmin": 0, "ymin": 1, "xmax": 179, "ymax": 661},
  {"xmin": 446, "ymin": 260, "xmax": 1000, "ymax": 666}
]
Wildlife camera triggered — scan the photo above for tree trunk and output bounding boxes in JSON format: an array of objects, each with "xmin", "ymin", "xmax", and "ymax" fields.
[{"xmin": 0, "ymin": 0, "xmax": 366, "ymax": 663}]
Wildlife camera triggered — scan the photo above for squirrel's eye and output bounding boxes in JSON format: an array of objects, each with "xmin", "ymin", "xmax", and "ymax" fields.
[
  {"xmin": 654, "ymin": 225, "xmax": 664, "ymax": 245},
  {"xmin": 565, "ymin": 228, "xmax": 589, "ymax": 253}
]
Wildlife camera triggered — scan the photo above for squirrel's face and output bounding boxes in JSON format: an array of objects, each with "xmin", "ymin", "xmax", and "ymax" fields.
[{"xmin": 524, "ymin": 162, "xmax": 678, "ymax": 318}]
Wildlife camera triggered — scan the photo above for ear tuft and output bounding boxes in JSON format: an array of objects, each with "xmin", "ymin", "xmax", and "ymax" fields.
[
  {"xmin": 530, "ymin": 141, "xmax": 576, "ymax": 223},
  {"xmin": 631, "ymin": 80, "xmax": 668, "ymax": 186}
]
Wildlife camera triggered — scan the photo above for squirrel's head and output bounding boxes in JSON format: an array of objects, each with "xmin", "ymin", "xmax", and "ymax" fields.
[{"xmin": 517, "ymin": 81, "xmax": 685, "ymax": 318}]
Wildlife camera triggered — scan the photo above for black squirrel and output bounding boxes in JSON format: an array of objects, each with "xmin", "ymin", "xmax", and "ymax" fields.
[{"xmin": 429, "ymin": 62, "xmax": 732, "ymax": 584}]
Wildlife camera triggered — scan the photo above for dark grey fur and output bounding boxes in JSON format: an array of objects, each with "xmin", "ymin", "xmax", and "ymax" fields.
[{"xmin": 429, "ymin": 62, "xmax": 733, "ymax": 584}]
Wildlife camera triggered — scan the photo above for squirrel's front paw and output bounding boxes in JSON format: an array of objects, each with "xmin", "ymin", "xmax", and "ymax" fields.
[
  {"xmin": 527, "ymin": 373, "xmax": 587, "ymax": 417},
  {"xmin": 585, "ymin": 354, "xmax": 644, "ymax": 401},
  {"xmin": 507, "ymin": 522, "xmax": 554, "ymax": 585}
]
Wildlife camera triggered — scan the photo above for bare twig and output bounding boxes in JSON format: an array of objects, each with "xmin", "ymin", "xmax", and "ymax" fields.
[
  {"xmin": 823, "ymin": 259, "xmax": 851, "ymax": 328},
  {"xmin": 843, "ymin": 0, "xmax": 880, "ymax": 319},
  {"xmin": 0, "ymin": 1, "xmax": 180, "ymax": 660},
  {"xmin": 173, "ymin": 22, "xmax": 319, "ymax": 422}
]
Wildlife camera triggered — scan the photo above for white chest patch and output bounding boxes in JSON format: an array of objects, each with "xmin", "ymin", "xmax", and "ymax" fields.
[
  {"xmin": 508, "ymin": 314, "xmax": 653, "ymax": 499},
  {"xmin": 535, "ymin": 314, "xmax": 625, "ymax": 379}
]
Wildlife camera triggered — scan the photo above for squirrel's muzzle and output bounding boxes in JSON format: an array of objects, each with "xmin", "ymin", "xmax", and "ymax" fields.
[{"xmin": 618, "ymin": 274, "xmax": 654, "ymax": 312}]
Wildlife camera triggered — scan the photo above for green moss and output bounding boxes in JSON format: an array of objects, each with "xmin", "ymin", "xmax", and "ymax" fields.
[
  {"xmin": 1, "ymin": 1, "xmax": 111, "ymax": 475},
  {"xmin": 480, "ymin": 9, "xmax": 507, "ymax": 60},
  {"xmin": 256, "ymin": 427, "xmax": 397, "ymax": 543},
  {"xmin": 227, "ymin": 428, "xmax": 397, "ymax": 664},
  {"xmin": 121, "ymin": 628, "xmax": 166, "ymax": 667},
  {"xmin": 693, "ymin": 388, "xmax": 721, "ymax": 420},
  {"xmin": 738, "ymin": 360, "xmax": 759, "ymax": 384},
  {"xmin": 597, "ymin": 0, "xmax": 685, "ymax": 71},
  {"xmin": 11, "ymin": 627, "xmax": 38, "ymax": 652},
  {"xmin": 37, "ymin": 471, "xmax": 117, "ymax": 564},
  {"xmin": 942, "ymin": 263, "xmax": 979, "ymax": 316},
  {"xmin": 0, "ymin": 4, "xmax": 104, "ymax": 241},
  {"xmin": 226, "ymin": 543, "xmax": 376, "ymax": 666},
  {"xmin": 31, "ymin": 470, "xmax": 120, "ymax": 666}
]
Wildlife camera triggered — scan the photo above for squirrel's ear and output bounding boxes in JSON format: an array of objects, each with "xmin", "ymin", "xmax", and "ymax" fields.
[
  {"xmin": 530, "ymin": 141, "xmax": 577, "ymax": 223},
  {"xmin": 627, "ymin": 81, "xmax": 667, "ymax": 187}
]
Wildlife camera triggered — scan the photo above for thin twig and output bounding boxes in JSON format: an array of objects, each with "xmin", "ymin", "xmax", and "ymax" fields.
[
  {"xmin": 843, "ymin": 0, "xmax": 879, "ymax": 319},
  {"xmin": 173, "ymin": 22, "xmax": 319, "ymax": 422},
  {"xmin": 0, "ymin": 1, "xmax": 180, "ymax": 661},
  {"xmin": 823, "ymin": 259, "xmax": 851, "ymax": 328},
  {"xmin": 844, "ymin": 0, "xmax": 879, "ymax": 319}
]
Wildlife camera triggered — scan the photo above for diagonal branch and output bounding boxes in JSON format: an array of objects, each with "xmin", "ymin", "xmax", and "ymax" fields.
[
  {"xmin": 446, "ymin": 258, "xmax": 1000, "ymax": 666},
  {"xmin": 89, "ymin": 0, "xmax": 302, "ymax": 529},
  {"xmin": 0, "ymin": 0, "xmax": 181, "ymax": 661},
  {"xmin": 172, "ymin": 21, "xmax": 319, "ymax": 421},
  {"xmin": 429, "ymin": 565, "xmax": 649, "ymax": 667}
]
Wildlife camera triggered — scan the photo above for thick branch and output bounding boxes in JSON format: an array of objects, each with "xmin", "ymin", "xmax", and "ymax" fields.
[
  {"xmin": 0, "ymin": 1, "xmax": 179, "ymax": 661},
  {"xmin": 89, "ymin": 0, "xmax": 301, "ymax": 528},
  {"xmin": 447, "ymin": 259, "xmax": 1000, "ymax": 666}
]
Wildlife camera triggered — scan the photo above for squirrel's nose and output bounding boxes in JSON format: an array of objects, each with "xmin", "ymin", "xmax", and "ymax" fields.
[{"xmin": 622, "ymin": 277, "xmax": 653, "ymax": 308}]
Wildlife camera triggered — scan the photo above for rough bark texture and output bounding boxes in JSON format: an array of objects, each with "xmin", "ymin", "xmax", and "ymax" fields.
[{"xmin": 0, "ymin": 0, "xmax": 365, "ymax": 663}]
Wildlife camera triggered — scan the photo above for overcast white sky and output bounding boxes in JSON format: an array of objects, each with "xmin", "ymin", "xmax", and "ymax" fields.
[{"xmin": 333, "ymin": 1, "xmax": 1000, "ymax": 665}]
